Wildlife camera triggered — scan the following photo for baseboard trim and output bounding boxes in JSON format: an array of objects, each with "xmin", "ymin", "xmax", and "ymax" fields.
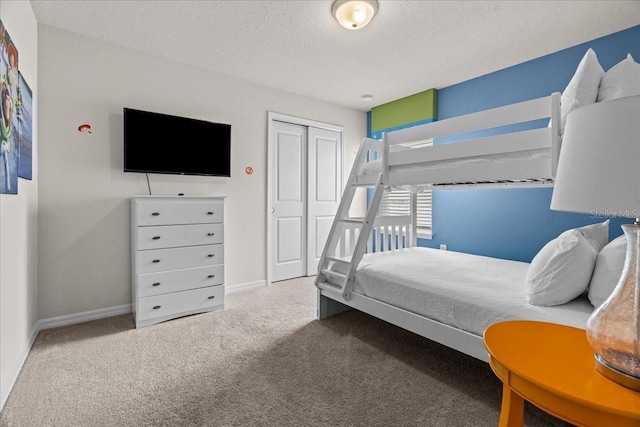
[
  {"xmin": 38, "ymin": 280, "xmax": 269, "ymax": 330},
  {"xmin": 225, "ymin": 280, "xmax": 267, "ymax": 295},
  {"xmin": 1, "ymin": 280, "xmax": 268, "ymax": 411},
  {"xmin": 38, "ymin": 304, "xmax": 133, "ymax": 331},
  {"xmin": 1, "ymin": 322, "xmax": 39, "ymax": 411}
]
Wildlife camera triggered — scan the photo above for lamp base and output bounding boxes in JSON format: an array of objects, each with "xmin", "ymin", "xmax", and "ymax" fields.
[{"xmin": 595, "ymin": 353, "xmax": 640, "ymax": 391}]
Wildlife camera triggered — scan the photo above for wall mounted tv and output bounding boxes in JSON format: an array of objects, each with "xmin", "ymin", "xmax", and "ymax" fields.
[{"xmin": 123, "ymin": 108, "xmax": 231, "ymax": 177}]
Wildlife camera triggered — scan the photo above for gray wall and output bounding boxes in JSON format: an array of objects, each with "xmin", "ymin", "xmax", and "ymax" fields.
[{"xmin": 37, "ymin": 25, "xmax": 367, "ymax": 319}]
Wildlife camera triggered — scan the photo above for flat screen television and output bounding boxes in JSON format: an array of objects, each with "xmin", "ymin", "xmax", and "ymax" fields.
[{"xmin": 123, "ymin": 108, "xmax": 231, "ymax": 177}]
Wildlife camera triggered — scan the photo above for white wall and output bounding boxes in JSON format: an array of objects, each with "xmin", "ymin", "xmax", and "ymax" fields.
[
  {"xmin": 0, "ymin": 0, "xmax": 38, "ymax": 409},
  {"xmin": 38, "ymin": 26, "xmax": 367, "ymax": 319}
]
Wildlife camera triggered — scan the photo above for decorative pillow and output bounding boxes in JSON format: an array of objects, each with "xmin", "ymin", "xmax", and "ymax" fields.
[
  {"xmin": 577, "ymin": 220, "xmax": 609, "ymax": 253},
  {"xmin": 597, "ymin": 54, "xmax": 640, "ymax": 102},
  {"xmin": 588, "ymin": 235, "xmax": 626, "ymax": 307},
  {"xmin": 558, "ymin": 48, "xmax": 604, "ymax": 134},
  {"xmin": 525, "ymin": 229, "xmax": 598, "ymax": 306}
]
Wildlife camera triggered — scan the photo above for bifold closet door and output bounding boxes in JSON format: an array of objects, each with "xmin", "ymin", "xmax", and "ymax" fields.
[
  {"xmin": 306, "ymin": 127, "xmax": 342, "ymax": 275},
  {"xmin": 270, "ymin": 121, "xmax": 307, "ymax": 282},
  {"xmin": 269, "ymin": 120, "xmax": 343, "ymax": 282}
]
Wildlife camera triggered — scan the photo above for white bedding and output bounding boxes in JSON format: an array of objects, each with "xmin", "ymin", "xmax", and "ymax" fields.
[{"xmin": 342, "ymin": 247, "xmax": 593, "ymax": 336}]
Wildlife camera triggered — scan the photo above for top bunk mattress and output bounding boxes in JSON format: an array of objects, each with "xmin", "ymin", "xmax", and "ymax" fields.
[{"xmin": 349, "ymin": 247, "xmax": 593, "ymax": 337}]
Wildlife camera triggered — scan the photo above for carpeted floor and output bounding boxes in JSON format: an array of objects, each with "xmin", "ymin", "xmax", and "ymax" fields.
[{"xmin": 0, "ymin": 277, "xmax": 572, "ymax": 427}]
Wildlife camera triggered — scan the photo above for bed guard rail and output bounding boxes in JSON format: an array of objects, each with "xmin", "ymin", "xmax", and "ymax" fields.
[
  {"xmin": 367, "ymin": 92, "xmax": 561, "ymax": 186},
  {"xmin": 334, "ymin": 214, "xmax": 414, "ymax": 258}
]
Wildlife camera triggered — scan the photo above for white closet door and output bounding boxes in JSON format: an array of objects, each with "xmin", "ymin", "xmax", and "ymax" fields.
[
  {"xmin": 307, "ymin": 127, "xmax": 342, "ymax": 275},
  {"xmin": 270, "ymin": 121, "xmax": 307, "ymax": 282}
]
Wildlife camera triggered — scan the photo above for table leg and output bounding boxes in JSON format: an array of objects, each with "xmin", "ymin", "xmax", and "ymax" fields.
[{"xmin": 498, "ymin": 382, "xmax": 524, "ymax": 427}]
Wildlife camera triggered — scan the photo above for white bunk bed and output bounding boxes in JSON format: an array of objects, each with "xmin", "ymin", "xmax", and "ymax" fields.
[
  {"xmin": 313, "ymin": 92, "xmax": 595, "ymax": 361},
  {"xmin": 355, "ymin": 92, "xmax": 561, "ymax": 190}
]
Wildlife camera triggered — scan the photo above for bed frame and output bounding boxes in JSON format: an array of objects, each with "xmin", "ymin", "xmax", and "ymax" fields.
[{"xmin": 314, "ymin": 92, "xmax": 561, "ymax": 362}]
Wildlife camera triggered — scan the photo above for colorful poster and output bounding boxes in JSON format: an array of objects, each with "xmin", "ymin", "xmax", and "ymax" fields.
[
  {"xmin": 0, "ymin": 20, "xmax": 19, "ymax": 194},
  {"xmin": 17, "ymin": 72, "xmax": 32, "ymax": 180}
]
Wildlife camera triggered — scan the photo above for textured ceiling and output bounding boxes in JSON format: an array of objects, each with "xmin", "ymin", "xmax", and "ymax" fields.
[{"xmin": 29, "ymin": 0, "xmax": 640, "ymax": 111}]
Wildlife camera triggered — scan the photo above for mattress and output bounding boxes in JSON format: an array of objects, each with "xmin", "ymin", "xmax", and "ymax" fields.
[{"xmin": 341, "ymin": 247, "xmax": 593, "ymax": 337}]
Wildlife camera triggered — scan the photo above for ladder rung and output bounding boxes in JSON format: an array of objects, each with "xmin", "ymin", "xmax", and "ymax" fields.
[
  {"xmin": 350, "ymin": 174, "xmax": 377, "ymax": 187},
  {"xmin": 321, "ymin": 269, "xmax": 346, "ymax": 281},
  {"xmin": 339, "ymin": 217, "xmax": 365, "ymax": 224},
  {"xmin": 326, "ymin": 256, "xmax": 351, "ymax": 266}
]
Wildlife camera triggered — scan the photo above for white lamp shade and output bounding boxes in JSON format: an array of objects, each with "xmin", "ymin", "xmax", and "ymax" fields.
[
  {"xmin": 332, "ymin": 0, "xmax": 378, "ymax": 30},
  {"xmin": 550, "ymin": 95, "xmax": 640, "ymax": 217}
]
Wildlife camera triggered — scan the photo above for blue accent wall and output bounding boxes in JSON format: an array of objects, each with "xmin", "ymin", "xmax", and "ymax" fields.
[{"xmin": 418, "ymin": 25, "xmax": 640, "ymax": 262}]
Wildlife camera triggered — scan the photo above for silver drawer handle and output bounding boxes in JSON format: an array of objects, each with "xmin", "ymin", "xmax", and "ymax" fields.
[
  {"xmin": 152, "ymin": 282, "xmax": 161, "ymax": 287},
  {"xmin": 152, "ymin": 236, "xmax": 161, "ymax": 240},
  {"xmin": 207, "ymin": 254, "xmax": 215, "ymax": 258},
  {"xmin": 153, "ymin": 305, "xmax": 161, "ymax": 310},
  {"xmin": 208, "ymin": 275, "xmax": 215, "ymax": 279},
  {"xmin": 207, "ymin": 232, "xmax": 215, "ymax": 236},
  {"xmin": 152, "ymin": 259, "xmax": 161, "ymax": 263},
  {"xmin": 152, "ymin": 212, "xmax": 160, "ymax": 216},
  {"xmin": 208, "ymin": 296, "xmax": 215, "ymax": 300}
]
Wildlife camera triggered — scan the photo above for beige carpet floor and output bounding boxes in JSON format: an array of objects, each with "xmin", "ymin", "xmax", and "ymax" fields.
[{"xmin": 0, "ymin": 277, "xmax": 571, "ymax": 427}]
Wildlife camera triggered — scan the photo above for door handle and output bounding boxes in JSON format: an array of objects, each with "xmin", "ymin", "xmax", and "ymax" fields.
[{"xmin": 270, "ymin": 208, "xmax": 275, "ymax": 213}]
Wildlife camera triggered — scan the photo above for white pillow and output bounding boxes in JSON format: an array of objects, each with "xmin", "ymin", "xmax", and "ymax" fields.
[
  {"xmin": 558, "ymin": 48, "xmax": 604, "ymax": 134},
  {"xmin": 525, "ymin": 229, "xmax": 598, "ymax": 306},
  {"xmin": 577, "ymin": 220, "xmax": 609, "ymax": 253},
  {"xmin": 588, "ymin": 235, "xmax": 626, "ymax": 307},
  {"xmin": 597, "ymin": 54, "xmax": 640, "ymax": 102}
]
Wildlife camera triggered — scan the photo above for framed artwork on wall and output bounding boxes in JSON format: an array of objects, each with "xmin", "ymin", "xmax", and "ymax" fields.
[
  {"xmin": 0, "ymin": 19, "xmax": 19, "ymax": 194},
  {"xmin": 17, "ymin": 71, "xmax": 32, "ymax": 180}
]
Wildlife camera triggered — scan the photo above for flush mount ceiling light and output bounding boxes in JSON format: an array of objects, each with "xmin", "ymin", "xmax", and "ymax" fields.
[{"xmin": 332, "ymin": 0, "xmax": 378, "ymax": 30}]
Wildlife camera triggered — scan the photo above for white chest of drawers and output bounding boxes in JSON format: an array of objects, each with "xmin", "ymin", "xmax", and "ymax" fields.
[{"xmin": 131, "ymin": 196, "xmax": 225, "ymax": 328}]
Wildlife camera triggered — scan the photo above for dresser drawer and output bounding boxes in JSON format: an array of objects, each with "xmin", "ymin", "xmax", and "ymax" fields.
[
  {"xmin": 137, "ymin": 285, "xmax": 224, "ymax": 322},
  {"xmin": 134, "ymin": 198, "xmax": 223, "ymax": 226},
  {"xmin": 137, "ymin": 223, "xmax": 224, "ymax": 250},
  {"xmin": 137, "ymin": 265, "xmax": 224, "ymax": 297},
  {"xmin": 135, "ymin": 244, "xmax": 224, "ymax": 274}
]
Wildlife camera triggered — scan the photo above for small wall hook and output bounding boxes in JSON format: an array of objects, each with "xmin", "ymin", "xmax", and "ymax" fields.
[{"xmin": 78, "ymin": 124, "xmax": 92, "ymax": 133}]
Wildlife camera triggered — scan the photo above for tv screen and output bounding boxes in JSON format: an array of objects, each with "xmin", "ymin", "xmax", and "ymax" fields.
[{"xmin": 123, "ymin": 108, "xmax": 231, "ymax": 177}]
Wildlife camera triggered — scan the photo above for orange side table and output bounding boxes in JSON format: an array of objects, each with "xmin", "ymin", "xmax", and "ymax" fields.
[{"xmin": 483, "ymin": 320, "xmax": 640, "ymax": 427}]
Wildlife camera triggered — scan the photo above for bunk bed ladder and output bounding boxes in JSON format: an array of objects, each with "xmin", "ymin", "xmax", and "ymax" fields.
[{"xmin": 317, "ymin": 172, "xmax": 386, "ymax": 301}]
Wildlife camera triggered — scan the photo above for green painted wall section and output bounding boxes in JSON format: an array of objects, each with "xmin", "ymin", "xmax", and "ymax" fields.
[{"xmin": 371, "ymin": 89, "xmax": 437, "ymax": 132}]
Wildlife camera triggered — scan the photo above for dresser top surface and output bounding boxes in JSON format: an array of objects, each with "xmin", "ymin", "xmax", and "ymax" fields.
[{"xmin": 132, "ymin": 195, "xmax": 226, "ymax": 200}]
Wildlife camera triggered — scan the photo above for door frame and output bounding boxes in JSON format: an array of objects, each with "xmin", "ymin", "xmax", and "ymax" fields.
[{"xmin": 267, "ymin": 112, "xmax": 344, "ymax": 286}]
